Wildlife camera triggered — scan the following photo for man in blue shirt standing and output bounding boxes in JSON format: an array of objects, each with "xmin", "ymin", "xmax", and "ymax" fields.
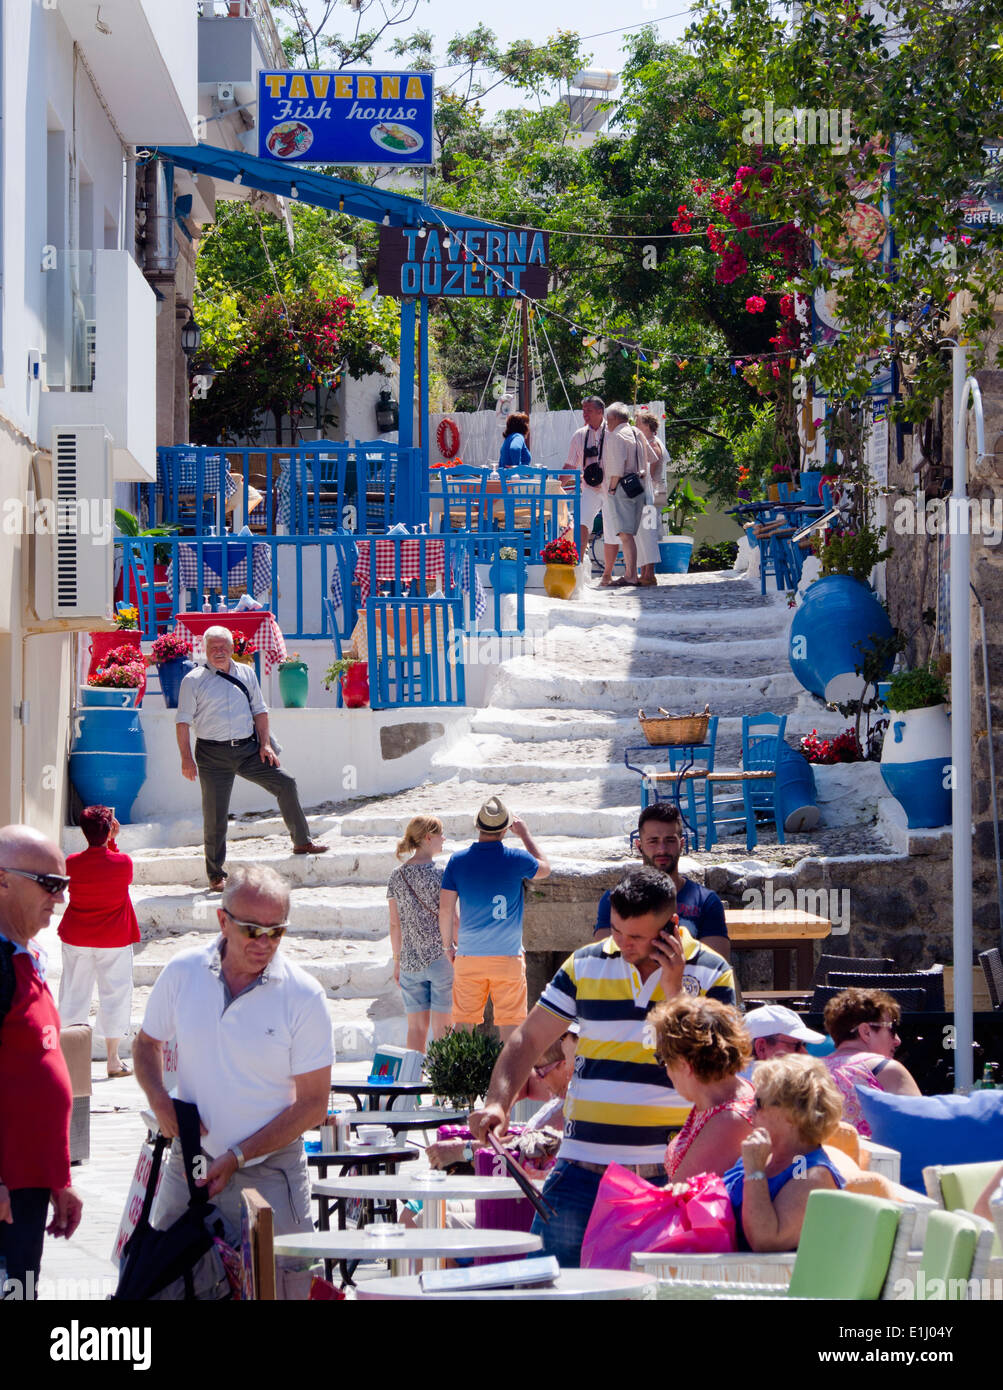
[
  {"xmin": 439, "ymin": 798, "xmax": 550, "ymax": 1040},
  {"xmin": 594, "ymin": 803, "xmax": 730, "ymax": 960}
]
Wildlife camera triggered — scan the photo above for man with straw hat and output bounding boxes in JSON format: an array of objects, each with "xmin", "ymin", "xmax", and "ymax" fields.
[{"xmin": 439, "ymin": 798, "xmax": 550, "ymax": 1040}]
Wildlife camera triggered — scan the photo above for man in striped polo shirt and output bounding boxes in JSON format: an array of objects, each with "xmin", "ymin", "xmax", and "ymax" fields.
[{"xmin": 470, "ymin": 867, "xmax": 735, "ymax": 1267}]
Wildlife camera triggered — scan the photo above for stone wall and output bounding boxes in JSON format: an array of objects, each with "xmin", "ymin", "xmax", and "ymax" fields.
[
  {"xmin": 885, "ymin": 347, "xmax": 1003, "ymax": 957},
  {"xmin": 523, "ymin": 845, "xmax": 955, "ymax": 1002}
]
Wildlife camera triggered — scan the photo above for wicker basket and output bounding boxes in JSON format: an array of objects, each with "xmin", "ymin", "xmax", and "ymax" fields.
[{"xmin": 638, "ymin": 705, "xmax": 711, "ymax": 746}]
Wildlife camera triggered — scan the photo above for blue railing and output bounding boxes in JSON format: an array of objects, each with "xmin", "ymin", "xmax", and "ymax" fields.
[
  {"xmin": 366, "ymin": 595, "xmax": 466, "ymax": 709},
  {"xmin": 423, "ymin": 467, "xmax": 581, "ymax": 561},
  {"xmin": 118, "ymin": 531, "xmax": 526, "ymax": 643},
  {"xmin": 146, "ymin": 441, "xmax": 424, "ymax": 536}
]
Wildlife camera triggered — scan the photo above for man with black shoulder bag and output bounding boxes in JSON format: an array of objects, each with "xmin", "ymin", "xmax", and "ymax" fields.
[
  {"xmin": 175, "ymin": 626, "xmax": 328, "ymax": 892},
  {"xmin": 600, "ymin": 402, "xmax": 648, "ymax": 589},
  {"xmin": 562, "ymin": 395, "xmax": 607, "ymax": 565}
]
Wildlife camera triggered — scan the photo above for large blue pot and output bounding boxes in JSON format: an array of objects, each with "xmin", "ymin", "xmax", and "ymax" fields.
[
  {"xmin": 798, "ymin": 470, "xmax": 824, "ymax": 504},
  {"xmin": 776, "ymin": 745, "xmax": 819, "ymax": 832},
  {"xmin": 71, "ymin": 707, "xmax": 146, "ymax": 756},
  {"xmin": 789, "ymin": 576, "xmax": 894, "ymax": 704},
  {"xmin": 78, "ymin": 687, "xmax": 138, "ymax": 709},
  {"xmin": 68, "ymin": 751, "xmax": 146, "ymax": 822},
  {"xmin": 158, "ymin": 657, "xmax": 195, "ymax": 710}
]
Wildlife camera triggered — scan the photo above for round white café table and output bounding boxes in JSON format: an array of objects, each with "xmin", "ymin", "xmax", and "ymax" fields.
[
  {"xmin": 272, "ymin": 1227, "xmax": 541, "ymax": 1279},
  {"xmin": 311, "ymin": 1172, "xmax": 525, "ymax": 1231},
  {"xmin": 357, "ymin": 1270, "xmax": 657, "ymax": 1301}
]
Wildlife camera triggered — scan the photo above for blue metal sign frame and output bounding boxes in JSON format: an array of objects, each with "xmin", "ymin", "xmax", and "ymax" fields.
[{"xmin": 257, "ymin": 69, "xmax": 435, "ymax": 166}]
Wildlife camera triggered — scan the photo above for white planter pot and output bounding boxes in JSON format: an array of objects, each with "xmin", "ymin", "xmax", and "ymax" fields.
[{"xmin": 879, "ymin": 703, "xmax": 952, "ymax": 828}]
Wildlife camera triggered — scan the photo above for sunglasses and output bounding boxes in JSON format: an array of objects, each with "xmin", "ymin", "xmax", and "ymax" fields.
[
  {"xmin": 862, "ymin": 1021, "xmax": 900, "ymax": 1036},
  {"xmin": 222, "ymin": 907, "xmax": 287, "ymax": 941},
  {"xmin": 1, "ymin": 867, "xmax": 70, "ymax": 896}
]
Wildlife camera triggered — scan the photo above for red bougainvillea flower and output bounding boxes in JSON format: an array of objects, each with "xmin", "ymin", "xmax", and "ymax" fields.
[
  {"xmin": 745, "ymin": 295, "xmax": 767, "ymax": 313},
  {"xmin": 779, "ymin": 294, "xmax": 795, "ymax": 319},
  {"xmin": 672, "ymin": 204, "xmax": 693, "ymax": 234}
]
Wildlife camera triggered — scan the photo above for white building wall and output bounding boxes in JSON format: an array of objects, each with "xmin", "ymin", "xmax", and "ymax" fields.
[{"xmin": 0, "ymin": 1, "xmax": 197, "ymax": 837}]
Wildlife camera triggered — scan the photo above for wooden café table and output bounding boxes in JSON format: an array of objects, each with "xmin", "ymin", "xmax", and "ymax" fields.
[{"xmin": 724, "ymin": 908, "xmax": 831, "ymax": 991}]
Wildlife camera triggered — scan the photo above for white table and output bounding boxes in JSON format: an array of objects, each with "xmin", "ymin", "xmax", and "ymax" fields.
[
  {"xmin": 311, "ymin": 1172, "xmax": 525, "ymax": 1231},
  {"xmin": 357, "ymin": 1269, "xmax": 657, "ymax": 1300},
  {"xmin": 272, "ymin": 1227, "xmax": 541, "ymax": 1278}
]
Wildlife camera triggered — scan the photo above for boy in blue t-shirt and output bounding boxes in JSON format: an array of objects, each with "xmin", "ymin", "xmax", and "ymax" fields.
[{"xmin": 439, "ymin": 797, "xmax": 550, "ymax": 1039}]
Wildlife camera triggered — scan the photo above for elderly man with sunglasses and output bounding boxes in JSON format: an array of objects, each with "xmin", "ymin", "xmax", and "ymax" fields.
[
  {"xmin": 133, "ymin": 864, "xmax": 333, "ymax": 1298},
  {"xmin": 0, "ymin": 825, "xmax": 83, "ymax": 1300}
]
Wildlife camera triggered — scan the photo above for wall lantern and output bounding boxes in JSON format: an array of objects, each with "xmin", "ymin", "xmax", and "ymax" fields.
[
  {"xmin": 180, "ymin": 311, "xmax": 202, "ymax": 357},
  {"xmin": 375, "ymin": 388, "xmax": 399, "ymax": 433}
]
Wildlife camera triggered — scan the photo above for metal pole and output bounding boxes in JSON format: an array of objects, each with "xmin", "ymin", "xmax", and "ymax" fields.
[
  {"xmin": 399, "ymin": 299, "xmax": 416, "ymax": 524},
  {"xmin": 520, "ymin": 297, "xmax": 531, "ymax": 414},
  {"xmin": 950, "ymin": 343, "xmax": 973, "ymax": 1090},
  {"xmin": 418, "ymin": 295, "xmax": 430, "ymax": 522}
]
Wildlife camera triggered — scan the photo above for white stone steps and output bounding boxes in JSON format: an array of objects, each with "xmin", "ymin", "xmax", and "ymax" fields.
[
  {"xmin": 487, "ymin": 667, "xmax": 801, "ymax": 712},
  {"xmin": 130, "ymin": 931, "xmax": 394, "ymax": 997},
  {"xmin": 127, "ymin": 834, "xmax": 638, "ymax": 887},
  {"xmin": 126, "ymin": 883, "xmax": 393, "ymax": 941}
]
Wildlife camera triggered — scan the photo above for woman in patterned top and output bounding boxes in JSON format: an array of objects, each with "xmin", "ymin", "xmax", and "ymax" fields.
[
  {"xmin": 386, "ymin": 816, "xmax": 456, "ymax": 1053},
  {"xmin": 650, "ymin": 995, "xmax": 758, "ymax": 1181},
  {"xmin": 821, "ymin": 988, "xmax": 921, "ymax": 1135}
]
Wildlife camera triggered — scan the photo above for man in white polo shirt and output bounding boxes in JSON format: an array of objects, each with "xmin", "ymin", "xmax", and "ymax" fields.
[{"xmin": 133, "ymin": 864, "xmax": 333, "ymax": 1298}]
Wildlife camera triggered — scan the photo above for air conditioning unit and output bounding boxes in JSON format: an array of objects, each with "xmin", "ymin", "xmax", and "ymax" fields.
[{"xmin": 30, "ymin": 427, "xmax": 115, "ymax": 627}]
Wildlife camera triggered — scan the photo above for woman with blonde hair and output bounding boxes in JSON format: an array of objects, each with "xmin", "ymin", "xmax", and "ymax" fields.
[
  {"xmin": 386, "ymin": 816, "xmax": 455, "ymax": 1052},
  {"xmin": 649, "ymin": 995, "xmax": 757, "ymax": 1181},
  {"xmin": 723, "ymin": 1054, "xmax": 846, "ymax": 1251}
]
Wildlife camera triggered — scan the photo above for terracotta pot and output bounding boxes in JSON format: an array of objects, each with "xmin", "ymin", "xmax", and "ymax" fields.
[
  {"xmin": 543, "ymin": 563, "xmax": 577, "ymax": 600},
  {"xmin": 341, "ymin": 662, "xmax": 370, "ymax": 708}
]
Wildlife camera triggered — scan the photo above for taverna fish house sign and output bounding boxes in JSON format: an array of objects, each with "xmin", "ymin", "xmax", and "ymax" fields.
[
  {"xmin": 258, "ymin": 70, "xmax": 434, "ymax": 165},
  {"xmin": 378, "ymin": 227, "xmax": 550, "ymax": 298}
]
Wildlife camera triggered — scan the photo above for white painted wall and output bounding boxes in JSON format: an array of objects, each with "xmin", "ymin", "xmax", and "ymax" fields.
[{"xmin": 130, "ymin": 705, "xmax": 473, "ymax": 821}]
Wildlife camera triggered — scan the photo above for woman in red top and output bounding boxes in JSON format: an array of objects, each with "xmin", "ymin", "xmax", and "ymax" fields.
[
  {"xmin": 58, "ymin": 806, "xmax": 140, "ymax": 1078},
  {"xmin": 649, "ymin": 995, "xmax": 758, "ymax": 1181}
]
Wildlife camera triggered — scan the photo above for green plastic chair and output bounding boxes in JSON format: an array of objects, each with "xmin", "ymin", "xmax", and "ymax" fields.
[
  {"xmin": 654, "ymin": 1190, "xmax": 908, "ymax": 1301},
  {"xmin": 912, "ymin": 1209, "xmax": 989, "ymax": 1299},
  {"xmin": 924, "ymin": 1161, "xmax": 1003, "ymax": 1258}
]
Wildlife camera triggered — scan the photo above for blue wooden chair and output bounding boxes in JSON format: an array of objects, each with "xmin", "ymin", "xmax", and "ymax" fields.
[
  {"xmin": 623, "ymin": 718, "xmax": 719, "ymax": 850},
  {"xmin": 366, "ymin": 596, "xmax": 465, "ymax": 709},
  {"xmin": 439, "ymin": 466, "xmax": 490, "ymax": 533},
  {"xmin": 494, "ymin": 469, "xmax": 548, "ymax": 559},
  {"xmin": 741, "ymin": 712, "xmax": 789, "ymax": 848}
]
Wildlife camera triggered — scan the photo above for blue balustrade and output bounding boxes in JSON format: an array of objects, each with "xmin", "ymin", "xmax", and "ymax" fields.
[
  {"xmin": 146, "ymin": 442, "xmax": 424, "ymax": 537},
  {"xmin": 366, "ymin": 595, "xmax": 466, "ymax": 709},
  {"xmin": 117, "ymin": 530, "xmax": 527, "ymax": 644}
]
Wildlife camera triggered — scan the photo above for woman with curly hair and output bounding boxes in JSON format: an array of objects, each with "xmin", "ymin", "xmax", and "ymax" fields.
[
  {"xmin": 649, "ymin": 995, "xmax": 757, "ymax": 1181},
  {"xmin": 822, "ymin": 987, "xmax": 921, "ymax": 1136}
]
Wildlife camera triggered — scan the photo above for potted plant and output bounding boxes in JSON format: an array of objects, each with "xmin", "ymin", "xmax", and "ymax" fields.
[
  {"xmin": 229, "ymin": 630, "xmax": 254, "ymax": 666},
  {"xmin": 88, "ymin": 640, "xmax": 148, "ymax": 705},
  {"xmin": 659, "ymin": 478, "xmax": 708, "ymax": 573},
  {"xmin": 150, "ymin": 631, "xmax": 194, "ymax": 709},
  {"xmin": 278, "ymin": 652, "xmax": 309, "ymax": 708},
  {"xmin": 788, "ymin": 524, "xmax": 895, "ymax": 705},
  {"xmin": 880, "ymin": 667, "xmax": 952, "ymax": 828},
  {"xmin": 88, "ymin": 603, "xmax": 142, "ymax": 686},
  {"xmin": 323, "ymin": 656, "xmax": 369, "ymax": 708},
  {"xmin": 423, "ymin": 1028, "xmax": 504, "ymax": 1110},
  {"xmin": 489, "ymin": 545, "xmax": 521, "ymax": 594},
  {"xmin": 539, "ymin": 536, "xmax": 579, "ymax": 600}
]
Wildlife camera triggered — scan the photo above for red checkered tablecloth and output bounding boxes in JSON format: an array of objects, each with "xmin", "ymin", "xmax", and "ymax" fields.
[
  {"xmin": 174, "ymin": 611, "xmax": 288, "ymax": 675},
  {"xmin": 353, "ymin": 538, "xmax": 445, "ymax": 603}
]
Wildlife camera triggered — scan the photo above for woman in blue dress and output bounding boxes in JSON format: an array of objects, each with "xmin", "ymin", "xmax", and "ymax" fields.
[
  {"xmin": 498, "ymin": 412, "xmax": 532, "ymax": 469},
  {"xmin": 722, "ymin": 1054, "xmax": 845, "ymax": 1251}
]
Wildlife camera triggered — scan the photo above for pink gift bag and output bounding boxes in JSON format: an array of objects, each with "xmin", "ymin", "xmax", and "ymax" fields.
[{"xmin": 581, "ymin": 1165, "xmax": 737, "ymax": 1270}]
